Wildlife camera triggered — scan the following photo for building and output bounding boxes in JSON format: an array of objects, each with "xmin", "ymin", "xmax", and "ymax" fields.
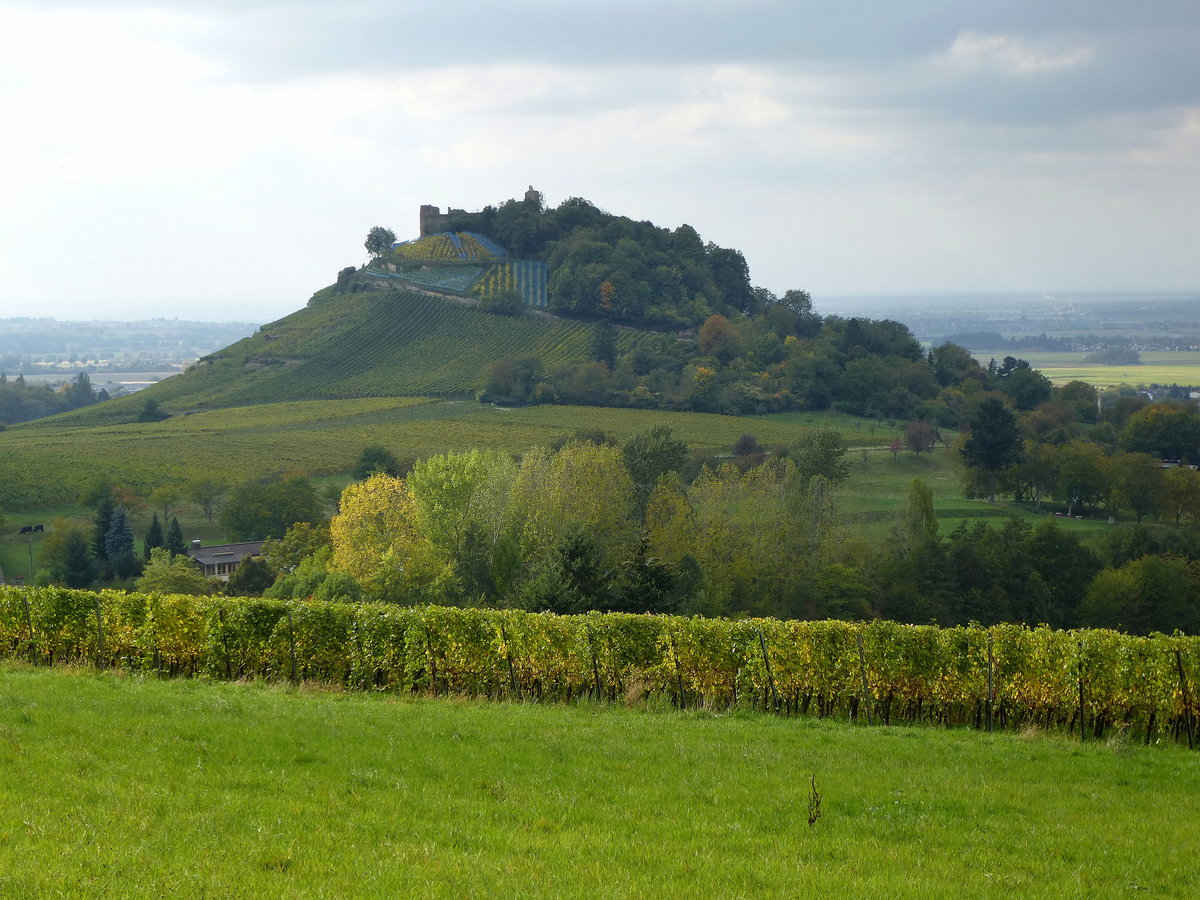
[{"xmin": 187, "ymin": 540, "xmax": 265, "ymax": 580}]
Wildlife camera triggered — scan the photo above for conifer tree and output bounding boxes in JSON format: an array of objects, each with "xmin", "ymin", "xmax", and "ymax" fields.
[
  {"xmin": 105, "ymin": 506, "xmax": 137, "ymax": 579},
  {"xmin": 165, "ymin": 516, "xmax": 187, "ymax": 557},
  {"xmin": 143, "ymin": 513, "xmax": 164, "ymax": 560},
  {"xmin": 91, "ymin": 495, "xmax": 115, "ymax": 562}
]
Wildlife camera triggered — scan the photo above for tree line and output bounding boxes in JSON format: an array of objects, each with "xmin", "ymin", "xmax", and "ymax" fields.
[{"xmin": 0, "ymin": 372, "xmax": 104, "ymax": 425}]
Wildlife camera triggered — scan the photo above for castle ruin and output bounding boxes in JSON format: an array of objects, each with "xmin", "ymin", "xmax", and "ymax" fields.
[{"xmin": 419, "ymin": 186, "xmax": 542, "ymax": 236}]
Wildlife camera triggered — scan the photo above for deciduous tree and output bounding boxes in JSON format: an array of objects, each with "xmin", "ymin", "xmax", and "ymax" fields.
[{"xmin": 364, "ymin": 226, "xmax": 396, "ymax": 259}]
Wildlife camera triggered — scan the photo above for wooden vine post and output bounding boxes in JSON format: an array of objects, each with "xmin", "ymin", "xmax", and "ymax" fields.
[
  {"xmin": 1176, "ymin": 649, "xmax": 1195, "ymax": 751},
  {"xmin": 1077, "ymin": 641, "xmax": 1087, "ymax": 743},
  {"xmin": 668, "ymin": 632, "xmax": 686, "ymax": 709},
  {"xmin": 756, "ymin": 628, "xmax": 780, "ymax": 713},
  {"xmin": 20, "ymin": 591, "xmax": 37, "ymax": 665},
  {"xmin": 285, "ymin": 606, "xmax": 299, "ymax": 684},
  {"xmin": 856, "ymin": 630, "xmax": 873, "ymax": 726},
  {"xmin": 986, "ymin": 631, "xmax": 994, "ymax": 734},
  {"xmin": 585, "ymin": 624, "xmax": 603, "ymax": 701},
  {"xmin": 93, "ymin": 594, "xmax": 106, "ymax": 669},
  {"xmin": 499, "ymin": 621, "xmax": 519, "ymax": 698}
]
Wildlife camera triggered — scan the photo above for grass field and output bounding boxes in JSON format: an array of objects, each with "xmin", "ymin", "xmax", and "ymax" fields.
[{"xmin": 1, "ymin": 662, "xmax": 1196, "ymax": 898}]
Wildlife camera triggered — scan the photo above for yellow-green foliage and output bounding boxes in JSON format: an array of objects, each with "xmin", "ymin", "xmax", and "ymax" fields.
[
  {"xmin": 2, "ymin": 586, "xmax": 1197, "ymax": 742},
  {"xmin": 392, "ymin": 233, "xmax": 500, "ymax": 263},
  {"xmin": 473, "ymin": 262, "xmax": 516, "ymax": 299}
]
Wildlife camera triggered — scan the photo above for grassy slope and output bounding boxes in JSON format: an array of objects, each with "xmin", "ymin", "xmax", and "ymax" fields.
[{"xmin": 1, "ymin": 663, "xmax": 1196, "ymax": 898}]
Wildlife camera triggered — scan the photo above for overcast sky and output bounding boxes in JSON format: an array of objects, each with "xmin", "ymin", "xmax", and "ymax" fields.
[{"xmin": 2, "ymin": 1, "xmax": 1198, "ymax": 322}]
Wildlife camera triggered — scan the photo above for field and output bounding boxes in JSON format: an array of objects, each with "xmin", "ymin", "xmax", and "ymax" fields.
[
  {"xmin": 839, "ymin": 449, "xmax": 1110, "ymax": 539},
  {"xmin": 0, "ymin": 662, "xmax": 1196, "ymax": 898},
  {"xmin": 971, "ymin": 350, "xmax": 1200, "ymax": 387},
  {"xmin": 0, "ymin": 400, "xmax": 902, "ymax": 511}
]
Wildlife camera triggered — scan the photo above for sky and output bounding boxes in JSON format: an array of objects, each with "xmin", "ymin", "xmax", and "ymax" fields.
[{"xmin": 1, "ymin": 1, "xmax": 1198, "ymax": 323}]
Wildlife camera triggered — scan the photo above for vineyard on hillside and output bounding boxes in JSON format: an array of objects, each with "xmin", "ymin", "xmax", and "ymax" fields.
[
  {"xmin": 3, "ymin": 588, "xmax": 1197, "ymax": 746},
  {"xmin": 33, "ymin": 291, "xmax": 602, "ymax": 419},
  {"xmin": 472, "ymin": 261, "xmax": 550, "ymax": 308},
  {"xmin": 391, "ymin": 232, "xmax": 506, "ymax": 263}
]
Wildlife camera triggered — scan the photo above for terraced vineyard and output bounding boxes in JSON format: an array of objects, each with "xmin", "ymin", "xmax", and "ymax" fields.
[{"xmin": 365, "ymin": 264, "xmax": 484, "ymax": 294}]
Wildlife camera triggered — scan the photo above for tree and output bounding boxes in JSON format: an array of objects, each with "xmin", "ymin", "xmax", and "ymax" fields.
[
  {"xmin": 961, "ymin": 397, "xmax": 1021, "ymax": 502},
  {"xmin": 137, "ymin": 548, "xmax": 210, "ymax": 595},
  {"xmin": 591, "ymin": 322, "xmax": 617, "ymax": 369},
  {"xmin": 164, "ymin": 516, "xmax": 187, "ymax": 557},
  {"xmin": 891, "ymin": 478, "xmax": 938, "ymax": 555},
  {"xmin": 406, "ymin": 448, "xmax": 518, "ymax": 561},
  {"xmin": 261, "ymin": 521, "xmax": 331, "ymax": 574},
  {"xmin": 150, "ymin": 485, "xmax": 183, "ymax": 520},
  {"xmin": 37, "ymin": 520, "xmax": 96, "ymax": 588},
  {"xmin": 187, "ymin": 478, "xmax": 227, "ymax": 522},
  {"xmin": 220, "ymin": 477, "xmax": 322, "ymax": 542},
  {"xmin": 353, "ymin": 445, "xmax": 402, "ymax": 480},
  {"xmin": 143, "ymin": 513, "xmax": 164, "ymax": 560},
  {"xmin": 697, "ymin": 314, "xmax": 742, "ymax": 363},
  {"xmin": 137, "ymin": 398, "xmax": 169, "ymax": 422},
  {"xmin": 59, "ymin": 372, "xmax": 96, "ymax": 409},
  {"xmin": 225, "ymin": 556, "xmax": 276, "ymax": 596},
  {"xmin": 516, "ymin": 524, "xmax": 610, "ymax": 614},
  {"xmin": 622, "ymin": 425, "xmax": 689, "ymax": 518},
  {"xmin": 1078, "ymin": 555, "xmax": 1199, "ymax": 635},
  {"xmin": 1052, "ymin": 440, "xmax": 1110, "ymax": 516},
  {"xmin": 1108, "ymin": 452, "xmax": 1165, "ymax": 523},
  {"xmin": 1163, "ymin": 466, "xmax": 1200, "ymax": 526},
  {"xmin": 328, "ymin": 473, "xmax": 449, "ymax": 602},
  {"xmin": 510, "ymin": 443, "xmax": 635, "ymax": 568},
  {"xmin": 786, "ymin": 427, "xmax": 850, "ymax": 487},
  {"xmin": 479, "ymin": 288, "xmax": 522, "ymax": 315},
  {"xmin": 90, "ymin": 495, "xmax": 115, "ymax": 565},
  {"xmin": 904, "ymin": 420, "xmax": 936, "ymax": 456},
  {"xmin": 104, "ymin": 506, "xmax": 136, "ymax": 579},
  {"xmin": 364, "ymin": 226, "xmax": 396, "ymax": 259},
  {"xmin": 1120, "ymin": 402, "xmax": 1200, "ymax": 464}
]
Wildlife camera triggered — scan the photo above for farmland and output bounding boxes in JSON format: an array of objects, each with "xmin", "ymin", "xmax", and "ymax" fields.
[
  {"xmin": 971, "ymin": 350, "xmax": 1200, "ymax": 388},
  {"xmin": 1, "ymin": 662, "xmax": 1197, "ymax": 898},
  {"xmin": 0, "ymin": 400, "xmax": 902, "ymax": 511}
]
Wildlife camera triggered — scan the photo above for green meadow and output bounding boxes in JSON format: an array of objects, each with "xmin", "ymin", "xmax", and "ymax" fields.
[{"xmin": 1, "ymin": 663, "xmax": 1196, "ymax": 898}]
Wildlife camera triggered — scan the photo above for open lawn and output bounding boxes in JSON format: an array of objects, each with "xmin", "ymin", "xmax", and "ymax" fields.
[{"xmin": 0, "ymin": 663, "xmax": 1196, "ymax": 898}]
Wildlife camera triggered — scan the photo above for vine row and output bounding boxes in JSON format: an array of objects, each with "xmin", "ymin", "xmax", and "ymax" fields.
[{"xmin": 2, "ymin": 586, "xmax": 1196, "ymax": 745}]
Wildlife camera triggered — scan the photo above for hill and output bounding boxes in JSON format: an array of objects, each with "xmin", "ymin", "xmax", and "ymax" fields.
[{"xmin": 32, "ymin": 287, "xmax": 614, "ymax": 427}]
